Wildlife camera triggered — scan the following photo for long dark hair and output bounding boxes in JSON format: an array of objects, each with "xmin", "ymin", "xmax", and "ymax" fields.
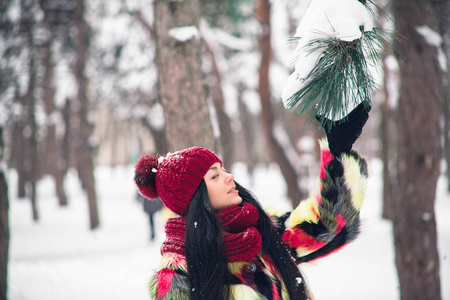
[
  {"xmin": 185, "ymin": 180, "xmax": 307, "ymax": 300},
  {"xmin": 185, "ymin": 180, "xmax": 230, "ymax": 299}
]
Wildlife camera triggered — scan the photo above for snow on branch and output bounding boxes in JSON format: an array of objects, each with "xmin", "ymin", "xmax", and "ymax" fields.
[
  {"xmin": 168, "ymin": 25, "xmax": 200, "ymax": 42},
  {"xmin": 280, "ymin": 0, "xmax": 394, "ymax": 128},
  {"xmin": 200, "ymin": 19, "xmax": 252, "ymax": 52},
  {"xmin": 416, "ymin": 25, "xmax": 447, "ymax": 72},
  {"xmin": 294, "ymin": 0, "xmax": 373, "ymax": 43}
]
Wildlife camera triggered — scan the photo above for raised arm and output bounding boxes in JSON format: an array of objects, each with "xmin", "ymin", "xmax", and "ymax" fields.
[{"xmin": 279, "ymin": 102, "xmax": 371, "ymax": 264}]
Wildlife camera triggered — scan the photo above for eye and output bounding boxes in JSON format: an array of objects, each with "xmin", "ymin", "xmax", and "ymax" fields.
[{"xmin": 212, "ymin": 174, "xmax": 219, "ymax": 179}]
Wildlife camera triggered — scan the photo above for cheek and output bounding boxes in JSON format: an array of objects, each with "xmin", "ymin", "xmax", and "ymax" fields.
[
  {"xmin": 207, "ymin": 183, "xmax": 221, "ymax": 204},
  {"xmin": 207, "ymin": 183, "xmax": 229, "ymax": 210}
]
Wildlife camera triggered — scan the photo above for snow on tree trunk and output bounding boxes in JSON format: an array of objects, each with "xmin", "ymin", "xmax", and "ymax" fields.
[
  {"xmin": 74, "ymin": 0, "xmax": 99, "ymax": 230},
  {"xmin": 153, "ymin": 0, "xmax": 214, "ymax": 151},
  {"xmin": 392, "ymin": 0, "xmax": 443, "ymax": 299}
]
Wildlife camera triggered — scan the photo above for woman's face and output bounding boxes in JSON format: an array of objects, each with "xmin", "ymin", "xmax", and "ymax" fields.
[{"xmin": 203, "ymin": 162, "xmax": 243, "ymax": 210}]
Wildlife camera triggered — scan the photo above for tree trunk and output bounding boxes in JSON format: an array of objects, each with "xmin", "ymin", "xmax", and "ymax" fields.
[
  {"xmin": 40, "ymin": 22, "xmax": 68, "ymax": 206},
  {"xmin": 236, "ymin": 82, "xmax": 258, "ymax": 180},
  {"xmin": 74, "ymin": 0, "xmax": 99, "ymax": 230},
  {"xmin": 16, "ymin": 0, "xmax": 41, "ymax": 221},
  {"xmin": 131, "ymin": 11, "xmax": 169, "ymax": 156},
  {"xmin": 444, "ymin": 78, "xmax": 450, "ymax": 192},
  {"xmin": 24, "ymin": 54, "xmax": 39, "ymax": 221},
  {"xmin": 140, "ymin": 115, "xmax": 168, "ymax": 155},
  {"xmin": 153, "ymin": 0, "xmax": 214, "ymax": 151},
  {"xmin": 9, "ymin": 81, "xmax": 26, "ymax": 197},
  {"xmin": 62, "ymin": 97, "xmax": 73, "ymax": 171},
  {"xmin": 435, "ymin": 0, "xmax": 450, "ymax": 192},
  {"xmin": 109, "ymin": 118, "xmax": 119, "ymax": 166},
  {"xmin": 255, "ymin": 0, "xmax": 305, "ymax": 208},
  {"xmin": 379, "ymin": 95, "xmax": 396, "ymax": 221},
  {"xmin": 0, "ymin": 128, "xmax": 9, "ymax": 300},
  {"xmin": 392, "ymin": 0, "xmax": 443, "ymax": 299},
  {"xmin": 12, "ymin": 120, "xmax": 26, "ymax": 199},
  {"xmin": 380, "ymin": 50, "xmax": 398, "ymax": 221},
  {"xmin": 203, "ymin": 40, "xmax": 235, "ymax": 168}
]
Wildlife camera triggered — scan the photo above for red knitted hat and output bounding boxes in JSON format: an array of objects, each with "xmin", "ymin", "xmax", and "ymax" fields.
[{"xmin": 134, "ymin": 147, "xmax": 222, "ymax": 216}]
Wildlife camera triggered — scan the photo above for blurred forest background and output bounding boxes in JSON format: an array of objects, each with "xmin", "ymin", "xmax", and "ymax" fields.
[{"xmin": 0, "ymin": 0, "xmax": 449, "ymax": 299}]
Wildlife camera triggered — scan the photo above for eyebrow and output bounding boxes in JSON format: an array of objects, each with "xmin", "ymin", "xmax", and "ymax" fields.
[{"xmin": 208, "ymin": 164, "xmax": 223, "ymax": 171}]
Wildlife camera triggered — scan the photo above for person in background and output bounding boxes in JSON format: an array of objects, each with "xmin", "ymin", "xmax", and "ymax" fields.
[
  {"xmin": 135, "ymin": 103, "xmax": 370, "ymax": 300},
  {"xmin": 136, "ymin": 192, "xmax": 163, "ymax": 241}
]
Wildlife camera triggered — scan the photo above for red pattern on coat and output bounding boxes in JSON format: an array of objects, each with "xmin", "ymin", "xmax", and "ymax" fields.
[
  {"xmin": 156, "ymin": 268, "xmax": 175, "ymax": 298},
  {"xmin": 319, "ymin": 148, "xmax": 334, "ymax": 181},
  {"xmin": 282, "ymin": 227, "xmax": 326, "ymax": 251}
]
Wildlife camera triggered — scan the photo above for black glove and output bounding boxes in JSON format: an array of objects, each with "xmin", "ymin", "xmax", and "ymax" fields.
[{"xmin": 317, "ymin": 102, "xmax": 371, "ymax": 156}]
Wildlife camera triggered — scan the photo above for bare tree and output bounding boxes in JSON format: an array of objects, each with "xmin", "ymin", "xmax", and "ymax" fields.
[
  {"xmin": 74, "ymin": 0, "xmax": 99, "ymax": 229},
  {"xmin": 392, "ymin": 0, "xmax": 443, "ymax": 298},
  {"xmin": 6, "ymin": 0, "xmax": 42, "ymax": 220},
  {"xmin": 24, "ymin": 56, "xmax": 40, "ymax": 221},
  {"xmin": 153, "ymin": 0, "xmax": 214, "ymax": 151},
  {"xmin": 61, "ymin": 98, "xmax": 73, "ymax": 173},
  {"xmin": 11, "ymin": 86, "xmax": 28, "ymax": 199},
  {"xmin": 203, "ymin": 40, "xmax": 235, "ymax": 167},
  {"xmin": 39, "ymin": 0, "xmax": 68, "ymax": 206},
  {"xmin": 20, "ymin": 0, "xmax": 40, "ymax": 220},
  {"xmin": 254, "ymin": 0, "xmax": 306, "ymax": 207},
  {"xmin": 236, "ymin": 82, "xmax": 259, "ymax": 179}
]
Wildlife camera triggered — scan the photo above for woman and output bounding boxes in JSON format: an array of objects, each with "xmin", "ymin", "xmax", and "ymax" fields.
[{"xmin": 135, "ymin": 103, "xmax": 370, "ymax": 299}]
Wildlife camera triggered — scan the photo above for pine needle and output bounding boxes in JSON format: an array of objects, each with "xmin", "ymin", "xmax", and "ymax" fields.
[{"xmin": 283, "ymin": 28, "xmax": 396, "ymax": 130}]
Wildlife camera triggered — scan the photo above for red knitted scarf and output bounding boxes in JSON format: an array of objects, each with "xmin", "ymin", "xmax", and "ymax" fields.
[{"xmin": 161, "ymin": 202, "xmax": 262, "ymax": 262}]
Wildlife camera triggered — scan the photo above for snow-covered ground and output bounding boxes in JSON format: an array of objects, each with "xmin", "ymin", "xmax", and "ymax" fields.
[{"xmin": 6, "ymin": 159, "xmax": 450, "ymax": 300}]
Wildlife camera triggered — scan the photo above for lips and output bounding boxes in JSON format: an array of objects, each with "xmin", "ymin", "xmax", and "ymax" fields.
[{"xmin": 228, "ymin": 186, "xmax": 237, "ymax": 194}]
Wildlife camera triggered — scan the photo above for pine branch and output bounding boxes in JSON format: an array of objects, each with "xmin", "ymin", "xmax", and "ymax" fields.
[{"xmin": 283, "ymin": 28, "xmax": 397, "ymax": 130}]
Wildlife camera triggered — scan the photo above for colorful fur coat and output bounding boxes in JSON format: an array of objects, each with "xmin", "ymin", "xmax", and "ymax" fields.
[{"xmin": 149, "ymin": 140, "xmax": 368, "ymax": 299}]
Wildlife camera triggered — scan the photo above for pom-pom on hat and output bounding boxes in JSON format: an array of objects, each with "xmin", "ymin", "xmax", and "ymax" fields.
[{"xmin": 134, "ymin": 147, "xmax": 222, "ymax": 216}]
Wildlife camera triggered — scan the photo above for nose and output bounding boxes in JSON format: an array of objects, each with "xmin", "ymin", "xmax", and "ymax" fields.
[{"xmin": 226, "ymin": 171, "xmax": 234, "ymax": 183}]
